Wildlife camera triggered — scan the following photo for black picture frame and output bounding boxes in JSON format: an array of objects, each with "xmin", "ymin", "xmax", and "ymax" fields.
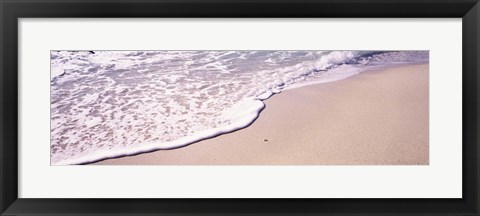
[{"xmin": 1, "ymin": 0, "xmax": 479, "ymax": 215}]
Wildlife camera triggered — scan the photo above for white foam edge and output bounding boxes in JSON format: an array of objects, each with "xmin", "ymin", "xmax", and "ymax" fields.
[
  {"xmin": 53, "ymin": 62, "xmax": 426, "ymax": 165},
  {"xmin": 53, "ymin": 98, "xmax": 266, "ymax": 165}
]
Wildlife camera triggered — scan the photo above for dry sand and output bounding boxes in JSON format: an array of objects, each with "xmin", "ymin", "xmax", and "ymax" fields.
[{"xmin": 95, "ymin": 64, "xmax": 429, "ymax": 165}]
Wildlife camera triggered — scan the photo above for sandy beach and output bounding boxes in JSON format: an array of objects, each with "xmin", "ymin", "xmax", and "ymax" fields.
[{"xmin": 95, "ymin": 63, "xmax": 429, "ymax": 165}]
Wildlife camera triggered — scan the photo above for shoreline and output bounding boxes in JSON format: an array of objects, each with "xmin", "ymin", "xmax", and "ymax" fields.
[{"xmin": 94, "ymin": 63, "xmax": 429, "ymax": 165}]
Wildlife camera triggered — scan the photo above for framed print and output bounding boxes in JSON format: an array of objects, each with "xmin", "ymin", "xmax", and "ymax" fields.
[{"xmin": 1, "ymin": 0, "xmax": 479, "ymax": 215}]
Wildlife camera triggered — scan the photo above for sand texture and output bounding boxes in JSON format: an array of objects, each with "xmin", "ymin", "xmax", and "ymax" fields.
[{"xmin": 95, "ymin": 64, "xmax": 429, "ymax": 165}]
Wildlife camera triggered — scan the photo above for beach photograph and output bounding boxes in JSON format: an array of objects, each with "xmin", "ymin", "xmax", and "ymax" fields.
[{"xmin": 50, "ymin": 50, "xmax": 429, "ymax": 165}]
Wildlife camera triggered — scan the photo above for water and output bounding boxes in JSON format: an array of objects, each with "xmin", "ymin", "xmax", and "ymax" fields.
[{"xmin": 50, "ymin": 50, "xmax": 429, "ymax": 165}]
